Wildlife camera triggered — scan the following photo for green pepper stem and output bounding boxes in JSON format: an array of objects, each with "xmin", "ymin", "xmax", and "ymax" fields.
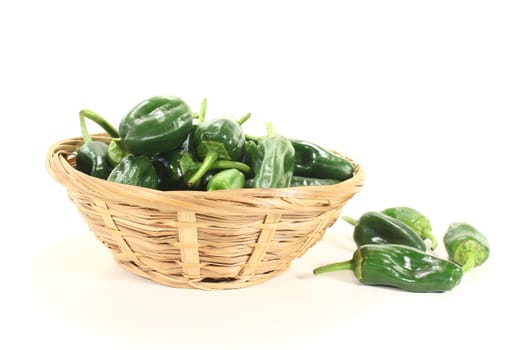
[
  {"xmin": 210, "ymin": 160, "xmax": 251, "ymax": 173},
  {"xmin": 341, "ymin": 215, "xmax": 358, "ymax": 226},
  {"xmin": 245, "ymin": 134, "xmax": 261, "ymax": 142},
  {"xmin": 460, "ymin": 254, "xmax": 476, "ymax": 273},
  {"xmin": 187, "ymin": 151, "xmax": 218, "ymax": 187},
  {"xmin": 313, "ymin": 260, "xmax": 353, "ymax": 275},
  {"xmin": 238, "ymin": 113, "xmax": 251, "ymax": 125},
  {"xmin": 266, "ymin": 122, "xmax": 275, "ymax": 137},
  {"xmin": 79, "ymin": 112, "xmax": 92, "ymax": 144},
  {"xmin": 79, "ymin": 109, "xmax": 120, "ymax": 138},
  {"xmin": 198, "ymin": 98, "xmax": 207, "ymax": 124}
]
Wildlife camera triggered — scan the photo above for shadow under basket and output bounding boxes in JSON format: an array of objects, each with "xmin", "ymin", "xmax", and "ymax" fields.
[{"xmin": 46, "ymin": 134, "xmax": 365, "ymax": 290}]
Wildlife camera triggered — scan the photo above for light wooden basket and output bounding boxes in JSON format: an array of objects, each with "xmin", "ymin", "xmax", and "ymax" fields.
[{"xmin": 46, "ymin": 133, "xmax": 365, "ymax": 290}]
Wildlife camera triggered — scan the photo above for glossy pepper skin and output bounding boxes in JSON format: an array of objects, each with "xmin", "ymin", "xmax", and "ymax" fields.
[
  {"xmin": 444, "ymin": 222, "xmax": 490, "ymax": 273},
  {"xmin": 207, "ymin": 168, "xmax": 246, "ymax": 191},
  {"xmin": 252, "ymin": 123, "xmax": 295, "ymax": 188},
  {"xmin": 119, "ymin": 96, "xmax": 193, "ymax": 156},
  {"xmin": 382, "ymin": 206, "xmax": 438, "ymax": 250},
  {"xmin": 313, "ymin": 244, "xmax": 463, "ymax": 293},
  {"xmin": 342, "ymin": 212, "xmax": 427, "ymax": 251},
  {"xmin": 76, "ymin": 110, "xmax": 114, "ymax": 179},
  {"xmin": 186, "ymin": 114, "xmax": 250, "ymax": 187},
  {"xmin": 291, "ymin": 139, "xmax": 354, "ymax": 181},
  {"xmin": 107, "ymin": 154, "xmax": 158, "ymax": 189}
]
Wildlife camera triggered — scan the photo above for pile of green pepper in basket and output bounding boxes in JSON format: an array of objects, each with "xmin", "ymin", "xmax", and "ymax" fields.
[
  {"xmin": 75, "ymin": 95, "xmax": 354, "ymax": 190},
  {"xmin": 313, "ymin": 207, "xmax": 490, "ymax": 293}
]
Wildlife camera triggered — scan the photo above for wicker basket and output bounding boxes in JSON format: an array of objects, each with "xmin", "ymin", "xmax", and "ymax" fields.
[{"xmin": 46, "ymin": 133, "xmax": 365, "ymax": 290}]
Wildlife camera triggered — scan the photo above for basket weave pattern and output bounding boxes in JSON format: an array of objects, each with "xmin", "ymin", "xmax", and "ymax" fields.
[{"xmin": 46, "ymin": 134, "xmax": 364, "ymax": 290}]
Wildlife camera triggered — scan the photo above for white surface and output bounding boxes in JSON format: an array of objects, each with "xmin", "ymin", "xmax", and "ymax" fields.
[{"xmin": 2, "ymin": 1, "xmax": 524, "ymax": 349}]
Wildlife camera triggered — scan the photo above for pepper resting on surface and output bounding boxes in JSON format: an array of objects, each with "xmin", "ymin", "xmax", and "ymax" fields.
[
  {"xmin": 75, "ymin": 111, "xmax": 113, "ymax": 179},
  {"xmin": 119, "ymin": 96, "xmax": 193, "ymax": 156},
  {"xmin": 107, "ymin": 154, "xmax": 158, "ymax": 189},
  {"xmin": 207, "ymin": 168, "xmax": 246, "ymax": 191},
  {"xmin": 342, "ymin": 212, "xmax": 427, "ymax": 251},
  {"xmin": 313, "ymin": 244, "xmax": 463, "ymax": 293},
  {"xmin": 382, "ymin": 206, "xmax": 438, "ymax": 250},
  {"xmin": 444, "ymin": 222, "xmax": 490, "ymax": 273}
]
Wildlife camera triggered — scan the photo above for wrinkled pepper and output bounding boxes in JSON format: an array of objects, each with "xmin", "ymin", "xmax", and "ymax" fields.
[
  {"xmin": 107, "ymin": 154, "xmax": 158, "ymax": 189},
  {"xmin": 119, "ymin": 96, "xmax": 193, "ymax": 156},
  {"xmin": 342, "ymin": 212, "xmax": 427, "ymax": 251},
  {"xmin": 251, "ymin": 123, "xmax": 295, "ymax": 188},
  {"xmin": 75, "ymin": 111, "xmax": 114, "ymax": 179},
  {"xmin": 291, "ymin": 139, "xmax": 354, "ymax": 181},
  {"xmin": 444, "ymin": 222, "xmax": 490, "ymax": 273},
  {"xmin": 382, "ymin": 206, "xmax": 438, "ymax": 250},
  {"xmin": 313, "ymin": 244, "xmax": 463, "ymax": 293},
  {"xmin": 187, "ymin": 114, "xmax": 250, "ymax": 187},
  {"xmin": 207, "ymin": 168, "xmax": 246, "ymax": 191}
]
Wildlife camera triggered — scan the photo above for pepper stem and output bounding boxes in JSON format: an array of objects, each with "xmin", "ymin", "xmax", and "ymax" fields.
[
  {"xmin": 198, "ymin": 98, "xmax": 207, "ymax": 124},
  {"xmin": 460, "ymin": 254, "xmax": 476, "ymax": 273},
  {"xmin": 79, "ymin": 112, "xmax": 92, "ymax": 144},
  {"xmin": 187, "ymin": 151, "xmax": 218, "ymax": 187},
  {"xmin": 238, "ymin": 113, "xmax": 251, "ymax": 125},
  {"xmin": 79, "ymin": 109, "xmax": 120, "ymax": 138},
  {"xmin": 266, "ymin": 122, "xmax": 275, "ymax": 137},
  {"xmin": 341, "ymin": 215, "xmax": 358, "ymax": 226},
  {"xmin": 313, "ymin": 260, "xmax": 353, "ymax": 275},
  {"xmin": 211, "ymin": 160, "xmax": 251, "ymax": 174}
]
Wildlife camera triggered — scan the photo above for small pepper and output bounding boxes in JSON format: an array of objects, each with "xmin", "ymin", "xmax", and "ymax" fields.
[
  {"xmin": 291, "ymin": 139, "xmax": 354, "ymax": 181},
  {"xmin": 107, "ymin": 154, "xmax": 158, "ymax": 189},
  {"xmin": 186, "ymin": 113, "xmax": 250, "ymax": 187},
  {"xmin": 75, "ymin": 111, "xmax": 113, "ymax": 179},
  {"xmin": 119, "ymin": 96, "xmax": 193, "ymax": 156},
  {"xmin": 342, "ymin": 212, "xmax": 427, "ymax": 251},
  {"xmin": 207, "ymin": 168, "xmax": 246, "ymax": 191},
  {"xmin": 444, "ymin": 222, "xmax": 490, "ymax": 273},
  {"xmin": 252, "ymin": 122, "xmax": 295, "ymax": 188},
  {"xmin": 382, "ymin": 206, "xmax": 438, "ymax": 250},
  {"xmin": 290, "ymin": 176, "xmax": 340, "ymax": 187},
  {"xmin": 313, "ymin": 244, "xmax": 463, "ymax": 293}
]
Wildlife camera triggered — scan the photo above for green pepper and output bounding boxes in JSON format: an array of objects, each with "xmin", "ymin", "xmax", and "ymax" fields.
[
  {"xmin": 186, "ymin": 113, "xmax": 250, "ymax": 187},
  {"xmin": 107, "ymin": 154, "xmax": 158, "ymax": 189},
  {"xmin": 290, "ymin": 176, "xmax": 340, "ymax": 187},
  {"xmin": 444, "ymin": 222, "xmax": 490, "ymax": 273},
  {"xmin": 75, "ymin": 111, "xmax": 113, "ymax": 179},
  {"xmin": 252, "ymin": 123, "xmax": 295, "ymax": 188},
  {"xmin": 342, "ymin": 212, "xmax": 427, "ymax": 251},
  {"xmin": 382, "ymin": 206, "xmax": 438, "ymax": 250},
  {"xmin": 119, "ymin": 96, "xmax": 193, "ymax": 156},
  {"xmin": 291, "ymin": 139, "xmax": 354, "ymax": 181},
  {"xmin": 207, "ymin": 168, "xmax": 246, "ymax": 191},
  {"xmin": 313, "ymin": 244, "xmax": 463, "ymax": 293},
  {"xmin": 107, "ymin": 139, "xmax": 130, "ymax": 167}
]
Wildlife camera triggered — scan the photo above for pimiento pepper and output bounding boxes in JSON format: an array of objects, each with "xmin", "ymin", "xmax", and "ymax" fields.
[
  {"xmin": 186, "ymin": 114, "xmax": 250, "ymax": 187},
  {"xmin": 119, "ymin": 96, "xmax": 193, "ymax": 156},
  {"xmin": 444, "ymin": 222, "xmax": 490, "ymax": 273},
  {"xmin": 291, "ymin": 139, "xmax": 354, "ymax": 181},
  {"xmin": 251, "ymin": 123, "xmax": 295, "ymax": 188},
  {"xmin": 75, "ymin": 111, "xmax": 113, "ymax": 179},
  {"xmin": 342, "ymin": 212, "xmax": 427, "ymax": 251},
  {"xmin": 313, "ymin": 244, "xmax": 463, "ymax": 293},
  {"xmin": 107, "ymin": 154, "xmax": 158, "ymax": 189},
  {"xmin": 207, "ymin": 168, "xmax": 246, "ymax": 191},
  {"xmin": 290, "ymin": 176, "xmax": 340, "ymax": 187},
  {"xmin": 382, "ymin": 206, "xmax": 438, "ymax": 250}
]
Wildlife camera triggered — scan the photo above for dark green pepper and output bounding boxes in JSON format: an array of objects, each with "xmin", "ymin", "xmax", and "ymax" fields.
[
  {"xmin": 252, "ymin": 123, "xmax": 295, "ymax": 188},
  {"xmin": 382, "ymin": 206, "xmax": 438, "ymax": 250},
  {"xmin": 75, "ymin": 110, "xmax": 114, "ymax": 179},
  {"xmin": 207, "ymin": 168, "xmax": 245, "ymax": 191},
  {"xmin": 119, "ymin": 96, "xmax": 193, "ymax": 156},
  {"xmin": 291, "ymin": 139, "xmax": 354, "ymax": 181},
  {"xmin": 444, "ymin": 222, "xmax": 490, "ymax": 273},
  {"xmin": 186, "ymin": 114, "xmax": 250, "ymax": 187},
  {"xmin": 290, "ymin": 176, "xmax": 340, "ymax": 187},
  {"xmin": 107, "ymin": 154, "xmax": 158, "ymax": 189},
  {"xmin": 342, "ymin": 212, "xmax": 427, "ymax": 251},
  {"xmin": 313, "ymin": 244, "xmax": 463, "ymax": 293}
]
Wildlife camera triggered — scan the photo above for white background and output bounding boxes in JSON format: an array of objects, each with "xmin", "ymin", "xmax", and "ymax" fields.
[{"xmin": 2, "ymin": 1, "xmax": 524, "ymax": 349}]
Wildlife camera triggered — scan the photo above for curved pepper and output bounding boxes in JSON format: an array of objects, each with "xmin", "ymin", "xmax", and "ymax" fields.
[
  {"xmin": 119, "ymin": 96, "xmax": 193, "ymax": 156},
  {"xmin": 342, "ymin": 212, "xmax": 427, "ymax": 251},
  {"xmin": 252, "ymin": 123, "xmax": 295, "ymax": 188},
  {"xmin": 207, "ymin": 168, "xmax": 246, "ymax": 191},
  {"xmin": 313, "ymin": 244, "xmax": 463, "ymax": 293},
  {"xmin": 107, "ymin": 154, "xmax": 158, "ymax": 189},
  {"xmin": 75, "ymin": 111, "xmax": 113, "ymax": 179},
  {"xmin": 382, "ymin": 206, "xmax": 438, "ymax": 250},
  {"xmin": 444, "ymin": 222, "xmax": 490, "ymax": 273}
]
